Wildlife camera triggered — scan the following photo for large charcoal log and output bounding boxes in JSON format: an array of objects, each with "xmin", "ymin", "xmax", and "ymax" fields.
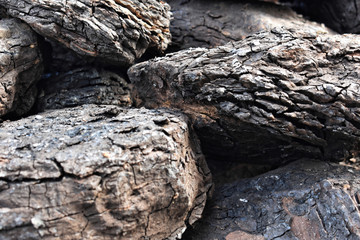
[
  {"xmin": 129, "ymin": 28, "xmax": 360, "ymax": 168},
  {"xmin": 166, "ymin": 0, "xmax": 331, "ymax": 51},
  {"xmin": 183, "ymin": 159, "xmax": 360, "ymax": 239},
  {"xmin": 37, "ymin": 68, "xmax": 132, "ymax": 111},
  {"xmin": 0, "ymin": 0, "xmax": 171, "ymax": 67},
  {"xmin": 0, "ymin": 18, "xmax": 43, "ymax": 119},
  {"xmin": 281, "ymin": 0, "xmax": 360, "ymax": 34},
  {"xmin": 0, "ymin": 104, "xmax": 212, "ymax": 240}
]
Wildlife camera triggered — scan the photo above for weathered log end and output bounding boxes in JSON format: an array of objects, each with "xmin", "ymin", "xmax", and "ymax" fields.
[
  {"xmin": 0, "ymin": 18, "xmax": 43, "ymax": 119},
  {"xmin": 0, "ymin": 0, "xmax": 172, "ymax": 66},
  {"xmin": 0, "ymin": 104, "xmax": 212, "ymax": 240}
]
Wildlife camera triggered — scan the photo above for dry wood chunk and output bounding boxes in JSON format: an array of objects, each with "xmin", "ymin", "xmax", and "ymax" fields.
[
  {"xmin": 183, "ymin": 159, "xmax": 360, "ymax": 239},
  {"xmin": 0, "ymin": 18, "xmax": 43, "ymax": 118},
  {"xmin": 129, "ymin": 28, "xmax": 360, "ymax": 167},
  {"xmin": 0, "ymin": 0, "xmax": 172, "ymax": 66},
  {"xmin": 0, "ymin": 104, "xmax": 212, "ymax": 240}
]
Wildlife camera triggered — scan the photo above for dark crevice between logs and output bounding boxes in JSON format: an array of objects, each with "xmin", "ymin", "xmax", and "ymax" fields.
[{"xmin": 280, "ymin": 0, "xmax": 360, "ymax": 34}]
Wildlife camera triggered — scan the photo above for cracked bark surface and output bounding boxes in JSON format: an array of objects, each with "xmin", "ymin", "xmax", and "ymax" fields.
[
  {"xmin": 129, "ymin": 28, "xmax": 360, "ymax": 169},
  {"xmin": 0, "ymin": 0, "xmax": 171, "ymax": 67},
  {"xmin": 0, "ymin": 104, "xmax": 212, "ymax": 240},
  {"xmin": 0, "ymin": 18, "xmax": 43, "ymax": 119},
  {"xmin": 166, "ymin": 0, "xmax": 331, "ymax": 51},
  {"xmin": 36, "ymin": 67, "xmax": 132, "ymax": 112},
  {"xmin": 281, "ymin": 0, "xmax": 360, "ymax": 34},
  {"xmin": 182, "ymin": 159, "xmax": 360, "ymax": 240}
]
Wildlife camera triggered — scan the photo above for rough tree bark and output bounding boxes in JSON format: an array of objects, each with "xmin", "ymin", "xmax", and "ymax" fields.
[
  {"xmin": 129, "ymin": 28, "xmax": 360, "ymax": 169},
  {"xmin": 36, "ymin": 68, "xmax": 132, "ymax": 111},
  {"xmin": 166, "ymin": 0, "xmax": 331, "ymax": 51},
  {"xmin": 0, "ymin": 18, "xmax": 43, "ymax": 119},
  {"xmin": 0, "ymin": 0, "xmax": 172, "ymax": 67},
  {"xmin": 183, "ymin": 159, "xmax": 360, "ymax": 240},
  {"xmin": 0, "ymin": 104, "xmax": 212, "ymax": 240}
]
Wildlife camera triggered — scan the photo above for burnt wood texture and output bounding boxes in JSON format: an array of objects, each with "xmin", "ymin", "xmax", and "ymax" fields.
[
  {"xmin": 0, "ymin": 104, "xmax": 212, "ymax": 240},
  {"xmin": 129, "ymin": 28, "xmax": 360, "ymax": 167},
  {"xmin": 0, "ymin": 18, "xmax": 43, "ymax": 119},
  {"xmin": 0, "ymin": 0, "xmax": 172, "ymax": 66},
  {"xmin": 183, "ymin": 159, "xmax": 360, "ymax": 239},
  {"xmin": 167, "ymin": 0, "xmax": 332, "ymax": 51}
]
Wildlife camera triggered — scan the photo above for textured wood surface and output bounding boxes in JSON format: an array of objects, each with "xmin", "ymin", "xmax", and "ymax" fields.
[
  {"xmin": 129, "ymin": 28, "xmax": 360, "ymax": 168},
  {"xmin": 167, "ymin": 0, "xmax": 332, "ymax": 51},
  {"xmin": 0, "ymin": 0, "xmax": 171, "ymax": 66},
  {"xmin": 37, "ymin": 67, "xmax": 132, "ymax": 111},
  {"xmin": 0, "ymin": 104, "xmax": 212, "ymax": 240},
  {"xmin": 0, "ymin": 18, "xmax": 43, "ymax": 119},
  {"xmin": 184, "ymin": 159, "xmax": 360, "ymax": 239}
]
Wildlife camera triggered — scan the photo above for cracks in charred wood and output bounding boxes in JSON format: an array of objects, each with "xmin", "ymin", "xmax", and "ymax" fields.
[
  {"xmin": 45, "ymin": 211, "xmax": 84, "ymax": 224},
  {"xmin": 341, "ymin": 114, "xmax": 360, "ymax": 131},
  {"xmin": 185, "ymin": 192, "xmax": 208, "ymax": 227},
  {"xmin": 271, "ymin": 227, "xmax": 291, "ymax": 240},
  {"xmin": 106, "ymin": 136, "xmax": 122, "ymax": 150},
  {"xmin": 315, "ymin": 205, "xmax": 328, "ymax": 235},
  {"xmin": 144, "ymin": 213, "xmax": 150, "ymax": 237},
  {"xmin": 27, "ymin": 185, "xmax": 31, "ymax": 208},
  {"xmin": 80, "ymin": 218, "xmax": 89, "ymax": 238},
  {"xmin": 234, "ymin": 89, "xmax": 325, "ymax": 139},
  {"xmin": 130, "ymin": 164, "xmax": 138, "ymax": 186},
  {"xmin": 0, "ymin": 222, "xmax": 34, "ymax": 232},
  {"xmin": 165, "ymin": 182, "xmax": 177, "ymax": 209},
  {"xmin": 91, "ymin": 2, "xmax": 95, "ymax": 16},
  {"xmin": 142, "ymin": 182, "xmax": 177, "ymax": 237},
  {"xmin": 90, "ymin": 107, "xmax": 121, "ymax": 119},
  {"xmin": 216, "ymin": 93, "xmax": 327, "ymax": 160},
  {"xmin": 0, "ymin": 83, "xmax": 11, "ymax": 104},
  {"xmin": 0, "ymin": 157, "xmax": 80, "ymax": 184}
]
